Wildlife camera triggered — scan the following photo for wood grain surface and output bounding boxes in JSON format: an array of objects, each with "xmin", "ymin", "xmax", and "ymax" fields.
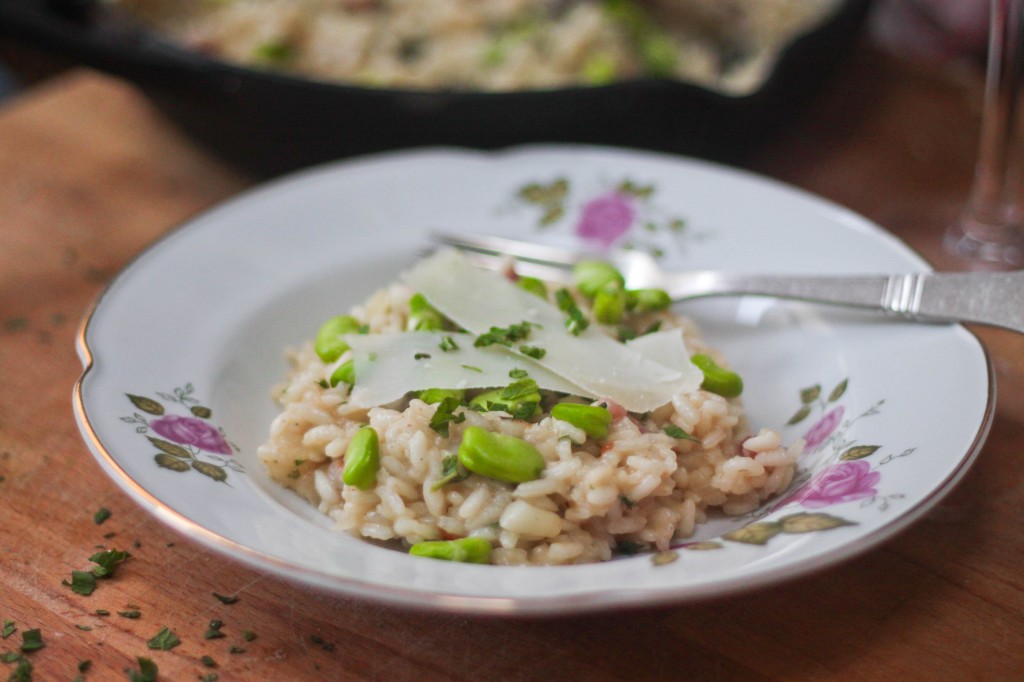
[{"xmin": 1, "ymin": 47, "xmax": 1022, "ymax": 681}]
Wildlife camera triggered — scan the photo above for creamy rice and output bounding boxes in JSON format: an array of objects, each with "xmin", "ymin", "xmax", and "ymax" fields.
[
  {"xmin": 258, "ymin": 278, "xmax": 802, "ymax": 565},
  {"xmin": 111, "ymin": 0, "xmax": 839, "ymax": 93}
]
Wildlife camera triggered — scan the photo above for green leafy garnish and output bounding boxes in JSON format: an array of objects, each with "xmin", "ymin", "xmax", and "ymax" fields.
[
  {"xmin": 204, "ymin": 620, "xmax": 225, "ymax": 640},
  {"xmin": 75, "ymin": 624, "xmax": 92, "ymax": 631},
  {"xmin": 2, "ymin": 620, "xmax": 15, "ymax": 638},
  {"xmin": 428, "ymin": 397, "xmax": 466, "ymax": 438},
  {"xmin": 242, "ymin": 630, "xmax": 256, "ymax": 642},
  {"xmin": 63, "ymin": 570, "xmax": 97, "ymax": 596},
  {"xmin": 7, "ymin": 658, "xmax": 31, "ymax": 682},
  {"xmin": 127, "ymin": 657, "xmax": 158, "ymax": 682},
  {"xmin": 554, "ymin": 289, "xmax": 589, "ymax": 336},
  {"xmin": 94, "ymin": 610, "xmax": 110, "ymax": 616},
  {"xmin": 19, "ymin": 629, "xmax": 43, "ymax": 652},
  {"xmin": 89, "ymin": 549, "xmax": 130, "ymax": 578},
  {"xmin": 93, "ymin": 507, "xmax": 111, "ymax": 525},
  {"xmin": 518, "ymin": 345, "xmax": 546, "ymax": 359},
  {"xmin": 461, "ymin": 364, "xmax": 483, "ymax": 373},
  {"xmin": 212, "ymin": 592, "xmax": 238, "ymax": 605},
  {"xmin": 663, "ymin": 425, "xmax": 699, "ymax": 442},
  {"xmin": 0, "ymin": 653, "xmax": 21, "ymax": 663},
  {"xmin": 473, "ymin": 321, "xmax": 534, "ymax": 348},
  {"xmin": 431, "ymin": 454, "xmax": 470, "ymax": 490},
  {"xmin": 414, "ymin": 352, "xmax": 431, "ymax": 360},
  {"xmin": 439, "ymin": 336, "xmax": 460, "ymax": 352},
  {"xmin": 118, "ymin": 610, "xmax": 141, "ymax": 619},
  {"xmin": 201, "ymin": 655, "xmax": 217, "ymax": 668},
  {"xmin": 146, "ymin": 626, "xmax": 180, "ymax": 650}
]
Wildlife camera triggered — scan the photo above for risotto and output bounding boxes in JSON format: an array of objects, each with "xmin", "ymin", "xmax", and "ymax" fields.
[
  {"xmin": 110, "ymin": 0, "xmax": 839, "ymax": 93},
  {"xmin": 258, "ymin": 250, "xmax": 802, "ymax": 565}
]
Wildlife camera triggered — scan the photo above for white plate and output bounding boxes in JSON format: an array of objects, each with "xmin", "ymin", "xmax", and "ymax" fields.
[{"xmin": 74, "ymin": 146, "xmax": 993, "ymax": 615}]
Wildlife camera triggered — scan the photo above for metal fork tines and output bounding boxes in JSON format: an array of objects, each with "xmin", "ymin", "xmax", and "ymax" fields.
[{"xmin": 432, "ymin": 230, "xmax": 1024, "ymax": 335}]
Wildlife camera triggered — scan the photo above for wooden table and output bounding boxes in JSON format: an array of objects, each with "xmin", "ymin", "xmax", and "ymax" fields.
[{"xmin": 1, "ymin": 46, "xmax": 1022, "ymax": 681}]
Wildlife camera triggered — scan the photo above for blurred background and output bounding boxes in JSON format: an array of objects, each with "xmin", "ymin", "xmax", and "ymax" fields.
[{"xmin": 0, "ymin": 0, "xmax": 994, "ymax": 176}]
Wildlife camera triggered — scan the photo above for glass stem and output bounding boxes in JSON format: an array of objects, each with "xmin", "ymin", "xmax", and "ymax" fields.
[{"xmin": 963, "ymin": 0, "xmax": 1024, "ymax": 241}]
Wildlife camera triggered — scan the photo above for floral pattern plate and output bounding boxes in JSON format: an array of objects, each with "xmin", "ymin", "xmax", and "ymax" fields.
[{"xmin": 74, "ymin": 146, "xmax": 993, "ymax": 615}]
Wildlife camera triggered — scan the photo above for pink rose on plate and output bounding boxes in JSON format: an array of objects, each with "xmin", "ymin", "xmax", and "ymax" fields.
[
  {"xmin": 803, "ymin": 405, "xmax": 844, "ymax": 451},
  {"xmin": 575, "ymin": 192, "xmax": 635, "ymax": 247},
  {"xmin": 150, "ymin": 414, "xmax": 232, "ymax": 455},
  {"xmin": 792, "ymin": 460, "xmax": 880, "ymax": 509}
]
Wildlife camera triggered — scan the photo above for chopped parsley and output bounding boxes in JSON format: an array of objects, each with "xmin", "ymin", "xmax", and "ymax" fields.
[
  {"xmin": 2, "ymin": 620, "xmax": 14, "ymax": 638},
  {"xmin": 93, "ymin": 507, "xmax": 112, "ymax": 525},
  {"xmin": 0, "ymin": 653, "xmax": 21, "ymax": 663},
  {"xmin": 146, "ymin": 626, "xmax": 180, "ymax": 650},
  {"xmin": 663, "ymin": 425, "xmax": 699, "ymax": 442},
  {"xmin": 428, "ymin": 397, "xmax": 466, "ymax": 438},
  {"xmin": 19, "ymin": 629, "xmax": 43, "ymax": 652},
  {"xmin": 554, "ymin": 289, "xmax": 589, "ymax": 336},
  {"xmin": 242, "ymin": 630, "xmax": 256, "ymax": 642},
  {"xmin": 204, "ymin": 620, "xmax": 225, "ymax": 640},
  {"xmin": 118, "ymin": 610, "xmax": 141, "ymax": 619},
  {"xmin": 89, "ymin": 549, "xmax": 131, "ymax": 578},
  {"xmin": 310, "ymin": 635, "xmax": 335, "ymax": 652},
  {"xmin": 431, "ymin": 454, "xmax": 470, "ymax": 490},
  {"xmin": 413, "ymin": 352, "xmax": 431, "ymax": 360},
  {"xmin": 619, "ymin": 494, "xmax": 637, "ymax": 508},
  {"xmin": 127, "ymin": 657, "xmax": 158, "ymax": 682},
  {"xmin": 201, "ymin": 655, "xmax": 217, "ymax": 668},
  {"xmin": 7, "ymin": 658, "xmax": 31, "ymax": 682},
  {"xmin": 75, "ymin": 624, "xmax": 92, "ymax": 631},
  {"xmin": 439, "ymin": 336, "xmax": 460, "ymax": 352},
  {"xmin": 473, "ymin": 321, "xmax": 534, "ymax": 348},
  {"xmin": 509, "ymin": 368, "xmax": 528, "ymax": 379},
  {"xmin": 518, "ymin": 345, "xmax": 546, "ymax": 359},
  {"xmin": 461, "ymin": 364, "xmax": 483, "ymax": 373},
  {"xmin": 63, "ymin": 570, "xmax": 97, "ymax": 596},
  {"xmin": 94, "ymin": 610, "xmax": 110, "ymax": 616},
  {"xmin": 78, "ymin": 660, "xmax": 92, "ymax": 673},
  {"xmin": 212, "ymin": 593, "xmax": 238, "ymax": 605}
]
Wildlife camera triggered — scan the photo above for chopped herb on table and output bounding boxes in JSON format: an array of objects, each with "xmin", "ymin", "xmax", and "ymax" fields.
[
  {"xmin": 2, "ymin": 620, "xmax": 14, "ymax": 639},
  {"xmin": 7, "ymin": 658, "xmax": 31, "ymax": 681},
  {"xmin": 201, "ymin": 655, "xmax": 217, "ymax": 667},
  {"xmin": 126, "ymin": 656, "xmax": 157, "ymax": 682},
  {"xmin": 212, "ymin": 592, "xmax": 238, "ymax": 605},
  {"xmin": 204, "ymin": 620, "xmax": 225, "ymax": 640},
  {"xmin": 19, "ymin": 629, "xmax": 43, "ymax": 652},
  {"xmin": 0, "ymin": 652, "xmax": 22, "ymax": 663},
  {"xmin": 146, "ymin": 626, "xmax": 180, "ymax": 650},
  {"xmin": 118, "ymin": 610, "xmax": 141, "ymax": 619},
  {"xmin": 93, "ymin": 507, "xmax": 111, "ymax": 525}
]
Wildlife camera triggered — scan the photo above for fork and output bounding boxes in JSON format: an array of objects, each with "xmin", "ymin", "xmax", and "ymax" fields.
[{"xmin": 432, "ymin": 231, "xmax": 1024, "ymax": 335}]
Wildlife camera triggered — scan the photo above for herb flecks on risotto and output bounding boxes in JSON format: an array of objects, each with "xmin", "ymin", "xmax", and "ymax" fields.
[{"xmin": 258, "ymin": 249, "xmax": 802, "ymax": 566}]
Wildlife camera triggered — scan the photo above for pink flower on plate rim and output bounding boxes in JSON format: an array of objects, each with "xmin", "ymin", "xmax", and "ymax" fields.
[
  {"xmin": 791, "ymin": 460, "xmax": 880, "ymax": 509},
  {"xmin": 803, "ymin": 405, "xmax": 845, "ymax": 451},
  {"xmin": 150, "ymin": 414, "xmax": 232, "ymax": 455},
  {"xmin": 575, "ymin": 192, "xmax": 635, "ymax": 247}
]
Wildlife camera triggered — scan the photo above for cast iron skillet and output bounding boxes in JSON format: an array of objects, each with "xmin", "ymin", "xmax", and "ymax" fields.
[{"xmin": 0, "ymin": 0, "xmax": 873, "ymax": 177}]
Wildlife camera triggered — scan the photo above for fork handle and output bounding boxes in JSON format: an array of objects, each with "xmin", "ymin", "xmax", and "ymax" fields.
[{"xmin": 687, "ymin": 271, "xmax": 1024, "ymax": 335}]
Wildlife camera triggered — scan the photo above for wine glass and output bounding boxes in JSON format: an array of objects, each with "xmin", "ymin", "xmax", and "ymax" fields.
[{"xmin": 944, "ymin": 0, "xmax": 1024, "ymax": 268}]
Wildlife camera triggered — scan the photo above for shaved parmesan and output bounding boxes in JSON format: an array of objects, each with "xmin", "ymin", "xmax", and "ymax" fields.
[
  {"xmin": 402, "ymin": 249, "xmax": 702, "ymax": 412},
  {"xmin": 343, "ymin": 331, "xmax": 589, "ymax": 408}
]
